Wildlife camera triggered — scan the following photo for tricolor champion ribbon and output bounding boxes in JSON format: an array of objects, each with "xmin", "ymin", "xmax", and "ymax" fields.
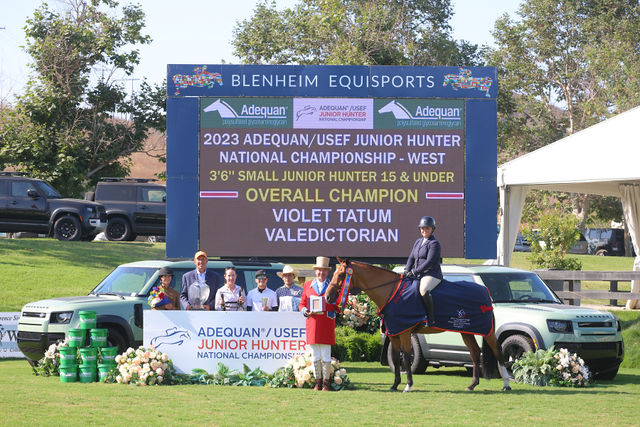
[{"xmin": 337, "ymin": 267, "xmax": 354, "ymax": 310}]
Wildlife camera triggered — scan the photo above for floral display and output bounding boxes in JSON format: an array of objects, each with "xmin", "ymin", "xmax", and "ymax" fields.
[
  {"xmin": 106, "ymin": 346, "xmax": 175, "ymax": 386},
  {"xmin": 32, "ymin": 338, "xmax": 69, "ymax": 376},
  {"xmin": 267, "ymin": 352, "xmax": 352, "ymax": 390},
  {"xmin": 336, "ymin": 294, "xmax": 379, "ymax": 334},
  {"xmin": 147, "ymin": 286, "xmax": 170, "ymax": 308},
  {"xmin": 512, "ymin": 346, "xmax": 591, "ymax": 387}
]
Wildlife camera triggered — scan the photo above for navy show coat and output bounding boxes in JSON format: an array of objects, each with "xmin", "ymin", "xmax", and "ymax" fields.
[{"xmin": 404, "ymin": 235, "xmax": 443, "ymax": 280}]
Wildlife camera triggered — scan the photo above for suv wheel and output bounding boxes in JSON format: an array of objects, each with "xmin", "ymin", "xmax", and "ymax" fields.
[
  {"xmin": 386, "ymin": 335, "xmax": 428, "ymax": 374},
  {"xmin": 106, "ymin": 327, "xmax": 128, "ymax": 354},
  {"xmin": 595, "ymin": 248, "xmax": 608, "ymax": 256},
  {"xmin": 53, "ymin": 215, "xmax": 81, "ymax": 241},
  {"xmin": 106, "ymin": 217, "xmax": 132, "ymax": 241},
  {"xmin": 501, "ymin": 334, "xmax": 534, "ymax": 374}
]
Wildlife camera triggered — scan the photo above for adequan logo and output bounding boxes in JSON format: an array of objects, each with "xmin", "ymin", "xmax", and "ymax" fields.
[
  {"xmin": 377, "ymin": 100, "xmax": 461, "ymax": 121},
  {"xmin": 203, "ymin": 99, "xmax": 287, "ymax": 119}
]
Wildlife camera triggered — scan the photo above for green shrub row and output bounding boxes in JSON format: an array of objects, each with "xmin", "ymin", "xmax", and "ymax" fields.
[{"xmin": 332, "ymin": 326, "xmax": 382, "ymax": 362}]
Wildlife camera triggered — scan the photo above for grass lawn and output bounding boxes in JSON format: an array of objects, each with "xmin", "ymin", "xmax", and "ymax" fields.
[
  {"xmin": 1, "ymin": 239, "xmax": 639, "ymax": 425},
  {"xmin": 0, "ymin": 359, "xmax": 638, "ymax": 426},
  {"xmin": 0, "ymin": 238, "xmax": 166, "ymax": 311}
]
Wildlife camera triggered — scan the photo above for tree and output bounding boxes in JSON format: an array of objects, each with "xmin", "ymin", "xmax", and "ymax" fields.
[
  {"xmin": 523, "ymin": 211, "xmax": 582, "ymax": 271},
  {"xmin": 0, "ymin": 0, "xmax": 165, "ymax": 197},
  {"xmin": 232, "ymin": 0, "xmax": 485, "ymax": 66},
  {"xmin": 490, "ymin": 0, "xmax": 640, "ymax": 227}
]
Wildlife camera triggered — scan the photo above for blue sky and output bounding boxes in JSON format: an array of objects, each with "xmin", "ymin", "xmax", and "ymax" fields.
[{"xmin": 0, "ymin": 0, "xmax": 520, "ymax": 99}]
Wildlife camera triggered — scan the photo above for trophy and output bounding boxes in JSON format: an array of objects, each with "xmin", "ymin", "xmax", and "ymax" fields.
[
  {"xmin": 188, "ymin": 281, "xmax": 210, "ymax": 310},
  {"xmin": 310, "ymin": 295, "xmax": 324, "ymax": 314}
]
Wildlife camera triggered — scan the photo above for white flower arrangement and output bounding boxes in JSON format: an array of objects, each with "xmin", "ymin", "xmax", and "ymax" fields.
[
  {"xmin": 110, "ymin": 346, "xmax": 174, "ymax": 386},
  {"xmin": 553, "ymin": 347, "xmax": 591, "ymax": 387},
  {"xmin": 32, "ymin": 338, "xmax": 69, "ymax": 376},
  {"xmin": 337, "ymin": 294, "xmax": 379, "ymax": 333},
  {"xmin": 512, "ymin": 346, "xmax": 591, "ymax": 387},
  {"xmin": 268, "ymin": 351, "xmax": 352, "ymax": 390}
]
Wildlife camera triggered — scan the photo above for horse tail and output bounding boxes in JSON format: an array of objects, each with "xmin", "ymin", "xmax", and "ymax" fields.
[{"xmin": 481, "ymin": 337, "xmax": 498, "ymax": 379}]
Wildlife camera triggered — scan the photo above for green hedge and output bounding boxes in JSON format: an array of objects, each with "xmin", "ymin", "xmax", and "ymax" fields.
[{"xmin": 332, "ymin": 326, "xmax": 382, "ymax": 362}]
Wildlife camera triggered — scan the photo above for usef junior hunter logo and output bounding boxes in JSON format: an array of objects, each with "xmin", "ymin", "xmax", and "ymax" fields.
[{"xmin": 200, "ymin": 97, "xmax": 291, "ymax": 128}]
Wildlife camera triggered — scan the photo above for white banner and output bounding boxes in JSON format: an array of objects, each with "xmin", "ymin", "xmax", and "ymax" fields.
[
  {"xmin": 143, "ymin": 311, "xmax": 307, "ymax": 374},
  {"xmin": 0, "ymin": 312, "xmax": 24, "ymax": 358}
]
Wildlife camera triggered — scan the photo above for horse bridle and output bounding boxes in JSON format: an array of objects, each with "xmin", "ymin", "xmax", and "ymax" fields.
[{"xmin": 335, "ymin": 263, "xmax": 402, "ymax": 308}]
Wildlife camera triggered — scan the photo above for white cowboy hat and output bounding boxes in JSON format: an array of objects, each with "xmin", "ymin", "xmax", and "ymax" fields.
[
  {"xmin": 277, "ymin": 265, "xmax": 298, "ymax": 278},
  {"xmin": 312, "ymin": 256, "xmax": 331, "ymax": 270}
]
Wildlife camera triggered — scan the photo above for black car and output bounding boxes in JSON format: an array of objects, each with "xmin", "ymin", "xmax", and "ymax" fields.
[
  {"xmin": 0, "ymin": 172, "xmax": 107, "ymax": 241},
  {"xmin": 86, "ymin": 178, "xmax": 166, "ymax": 241},
  {"xmin": 584, "ymin": 228, "xmax": 627, "ymax": 256}
]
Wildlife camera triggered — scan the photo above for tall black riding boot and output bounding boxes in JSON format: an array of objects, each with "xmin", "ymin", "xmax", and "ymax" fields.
[{"xmin": 421, "ymin": 291, "xmax": 435, "ymax": 325}]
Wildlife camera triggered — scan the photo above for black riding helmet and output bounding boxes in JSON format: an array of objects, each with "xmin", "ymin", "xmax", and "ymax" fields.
[{"xmin": 418, "ymin": 216, "xmax": 436, "ymax": 229}]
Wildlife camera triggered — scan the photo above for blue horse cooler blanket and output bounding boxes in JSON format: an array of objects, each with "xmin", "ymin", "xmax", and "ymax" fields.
[{"xmin": 379, "ymin": 278, "xmax": 494, "ymax": 336}]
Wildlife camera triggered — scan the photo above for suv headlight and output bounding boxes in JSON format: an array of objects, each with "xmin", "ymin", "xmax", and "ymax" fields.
[
  {"xmin": 547, "ymin": 319, "xmax": 573, "ymax": 333},
  {"xmin": 50, "ymin": 311, "xmax": 74, "ymax": 324}
]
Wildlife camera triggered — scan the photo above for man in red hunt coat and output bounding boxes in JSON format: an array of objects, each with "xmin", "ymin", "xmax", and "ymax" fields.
[{"xmin": 299, "ymin": 256, "xmax": 339, "ymax": 391}]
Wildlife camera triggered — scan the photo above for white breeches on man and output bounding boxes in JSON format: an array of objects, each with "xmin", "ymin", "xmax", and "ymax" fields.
[{"xmin": 309, "ymin": 344, "xmax": 332, "ymax": 388}]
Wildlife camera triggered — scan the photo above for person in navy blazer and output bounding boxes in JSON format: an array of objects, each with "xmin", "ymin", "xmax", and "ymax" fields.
[
  {"xmin": 404, "ymin": 216, "xmax": 443, "ymax": 324},
  {"xmin": 180, "ymin": 250, "xmax": 221, "ymax": 310}
]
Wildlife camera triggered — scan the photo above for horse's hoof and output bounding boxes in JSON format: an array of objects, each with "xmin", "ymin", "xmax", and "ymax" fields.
[
  {"xmin": 403, "ymin": 386, "xmax": 412, "ymax": 393},
  {"xmin": 389, "ymin": 387, "xmax": 399, "ymax": 392},
  {"xmin": 502, "ymin": 386, "xmax": 512, "ymax": 391},
  {"xmin": 466, "ymin": 386, "xmax": 476, "ymax": 391}
]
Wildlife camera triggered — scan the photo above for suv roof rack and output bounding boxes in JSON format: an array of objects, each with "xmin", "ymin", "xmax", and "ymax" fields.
[
  {"xmin": 100, "ymin": 177, "xmax": 156, "ymax": 183},
  {"xmin": 0, "ymin": 171, "xmax": 30, "ymax": 177}
]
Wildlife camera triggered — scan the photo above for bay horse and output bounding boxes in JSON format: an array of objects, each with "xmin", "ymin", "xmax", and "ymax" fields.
[{"xmin": 326, "ymin": 258, "xmax": 512, "ymax": 392}]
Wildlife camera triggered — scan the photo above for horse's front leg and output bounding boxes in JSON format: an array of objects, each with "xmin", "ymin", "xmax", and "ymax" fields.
[
  {"xmin": 484, "ymin": 332, "xmax": 512, "ymax": 391},
  {"xmin": 389, "ymin": 339, "xmax": 402, "ymax": 391},
  {"xmin": 462, "ymin": 334, "xmax": 480, "ymax": 391}
]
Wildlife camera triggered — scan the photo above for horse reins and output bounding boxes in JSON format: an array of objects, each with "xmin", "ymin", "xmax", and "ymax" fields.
[{"xmin": 337, "ymin": 265, "xmax": 402, "ymax": 313}]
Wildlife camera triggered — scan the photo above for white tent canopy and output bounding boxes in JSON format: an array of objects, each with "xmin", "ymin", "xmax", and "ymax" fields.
[{"xmin": 496, "ymin": 106, "xmax": 640, "ymax": 309}]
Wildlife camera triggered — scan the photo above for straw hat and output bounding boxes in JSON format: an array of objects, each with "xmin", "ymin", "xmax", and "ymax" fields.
[
  {"xmin": 277, "ymin": 265, "xmax": 298, "ymax": 278},
  {"xmin": 312, "ymin": 256, "xmax": 331, "ymax": 270}
]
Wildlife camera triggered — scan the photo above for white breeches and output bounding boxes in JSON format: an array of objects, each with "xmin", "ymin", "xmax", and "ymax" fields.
[
  {"xmin": 309, "ymin": 344, "xmax": 332, "ymax": 362},
  {"xmin": 419, "ymin": 276, "xmax": 441, "ymax": 295}
]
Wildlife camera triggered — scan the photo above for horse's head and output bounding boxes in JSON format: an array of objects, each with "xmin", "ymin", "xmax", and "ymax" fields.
[{"xmin": 326, "ymin": 257, "xmax": 350, "ymax": 304}]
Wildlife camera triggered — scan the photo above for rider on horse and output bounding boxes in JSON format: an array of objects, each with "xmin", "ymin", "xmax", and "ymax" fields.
[{"xmin": 404, "ymin": 216, "xmax": 443, "ymax": 325}]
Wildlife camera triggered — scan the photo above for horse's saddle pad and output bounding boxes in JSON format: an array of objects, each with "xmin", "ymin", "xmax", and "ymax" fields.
[{"xmin": 381, "ymin": 278, "xmax": 493, "ymax": 336}]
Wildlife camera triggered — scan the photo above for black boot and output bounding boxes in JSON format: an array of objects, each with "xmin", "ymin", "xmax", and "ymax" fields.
[{"xmin": 421, "ymin": 291, "xmax": 435, "ymax": 325}]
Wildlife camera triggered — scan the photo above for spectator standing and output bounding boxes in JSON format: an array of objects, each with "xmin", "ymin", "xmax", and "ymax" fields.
[
  {"xmin": 180, "ymin": 250, "xmax": 221, "ymax": 310},
  {"xmin": 275, "ymin": 265, "xmax": 303, "ymax": 311},
  {"xmin": 149, "ymin": 267, "xmax": 180, "ymax": 310},
  {"xmin": 215, "ymin": 267, "xmax": 246, "ymax": 311},
  {"xmin": 246, "ymin": 270, "xmax": 277, "ymax": 311}
]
